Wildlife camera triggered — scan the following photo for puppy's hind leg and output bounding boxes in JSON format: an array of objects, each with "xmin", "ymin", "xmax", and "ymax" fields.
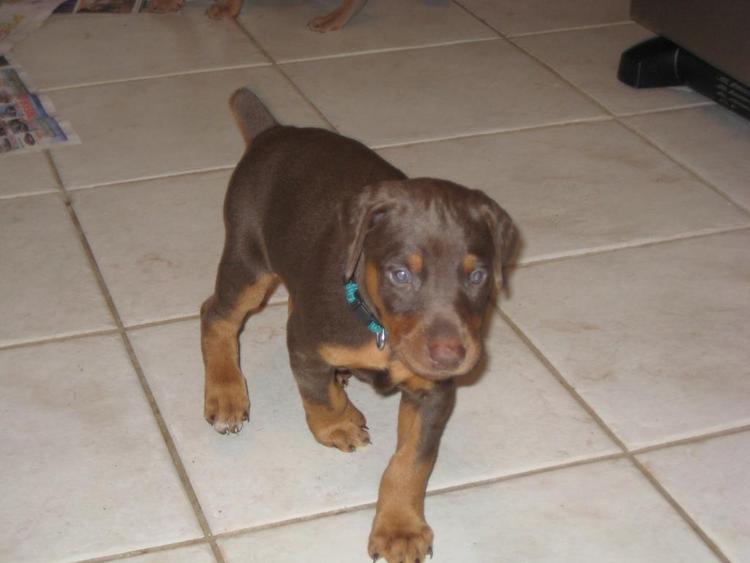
[
  {"xmin": 201, "ymin": 234, "xmax": 277, "ymax": 435},
  {"xmin": 287, "ymin": 329, "xmax": 371, "ymax": 452}
]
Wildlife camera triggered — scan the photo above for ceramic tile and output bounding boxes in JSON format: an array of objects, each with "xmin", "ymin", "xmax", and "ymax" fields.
[
  {"xmin": 111, "ymin": 544, "xmax": 216, "ymax": 563},
  {"xmin": 0, "ymin": 336, "xmax": 202, "ymax": 562},
  {"xmin": 48, "ymin": 67, "xmax": 328, "ymax": 189},
  {"xmin": 515, "ymin": 24, "xmax": 707, "ymax": 115},
  {"xmin": 625, "ymin": 106, "xmax": 750, "ymax": 213},
  {"xmin": 73, "ymin": 170, "xmax": 288, "ymax": 326},
  {"xmin": 0, "ymin": 193, "xmax": 113, "ymax": 347},
  {"xmin": 128, "ymin": 306, "xmax": 615, "ymax": 533},
  {"xmin": 502, "ymin": 230, "xmax": 750, "ymax": 449},
  {"xmin": 378, "ymin": 121, "xmax": 749, "ymax": 262},
  {"xmin": 282, "ymin": 39, "xmax": 604, "ymax": 147},
  {"xmin": 0, "ymin": 153, "xmax": 59, "ymax": 199},
  {"xmin": 220, "ymin": 459, "xmax": 717, "ymax": 562},
  {"xmin": 11, "ymin": 10, "xmax": 267, "ymax": 90},
  {"xmin": 238, "ymin": 0, "xmax": 495, "ymax": 62},
  {"xmin": 460, "ymin": 0, "xmax": 630, "ymax": 37},
  {"xmin": 639, "ymin": 432, "xmax": 750, "ymax": 562}
]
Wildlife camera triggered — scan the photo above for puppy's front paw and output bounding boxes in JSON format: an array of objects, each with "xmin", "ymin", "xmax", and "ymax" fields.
[
  {"xmin": 307, "ymin": 400, "xmax": 370, "ymax": 452},
  {"xmin": 369, "ymin": 511, "xmax": 434, "ymax": 563},
  {"xmin": 204, "ymin": 379, "xmax": 250, "ymax": 435}
]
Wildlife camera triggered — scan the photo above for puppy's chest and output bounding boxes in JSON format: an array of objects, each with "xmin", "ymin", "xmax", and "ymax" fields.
[{"xmin": 318, "ymin": 342, "xmax": 434, "ymax": 394}]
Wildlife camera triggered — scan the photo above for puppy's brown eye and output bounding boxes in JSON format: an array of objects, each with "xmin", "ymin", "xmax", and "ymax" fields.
[
  {"xmin": 390, "ymin": 268, "xmax": 412, "ymax": 285},
  {"xmin": 468, "ymin": 269, "xmax": 487, "ymax": 285}
]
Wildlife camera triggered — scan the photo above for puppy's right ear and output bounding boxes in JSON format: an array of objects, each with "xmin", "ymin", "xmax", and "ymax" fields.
[{"xmin": 341, "ymin": 182, "xmax": 397, "ymax": 281}]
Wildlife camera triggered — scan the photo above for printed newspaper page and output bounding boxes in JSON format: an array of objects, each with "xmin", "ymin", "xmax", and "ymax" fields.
[{"xmin": 0, "ymin": 59, "xmax": 78, "ymax": 154}]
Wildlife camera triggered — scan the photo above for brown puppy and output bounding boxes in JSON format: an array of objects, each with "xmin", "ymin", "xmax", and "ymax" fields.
[{"xmin": 201, "ymin": 89, "xmax": 518, "ymax": 562}]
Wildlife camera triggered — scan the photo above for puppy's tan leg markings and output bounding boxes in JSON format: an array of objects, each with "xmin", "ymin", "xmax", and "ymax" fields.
[
  {"xmin": 301, "ymin": 379, "xmax": 370, "ymax": 452},
  {"xmin": 369, "ymin": 383, "xmax": 455, "ymax": 563},
  {"xmin": 201, "ymin": 273, "xmax": 278, "ymax": 434}
]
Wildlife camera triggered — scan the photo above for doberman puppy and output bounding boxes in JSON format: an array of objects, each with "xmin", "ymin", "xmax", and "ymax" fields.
[{"xmin": 200, "ymin": 89, "xmax": 518, "ymax": 562}]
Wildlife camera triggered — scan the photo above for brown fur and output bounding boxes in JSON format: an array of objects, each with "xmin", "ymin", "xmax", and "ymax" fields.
[{"xmin": 200, "ymin": 89, "xmax": 517, "ymax": 562}]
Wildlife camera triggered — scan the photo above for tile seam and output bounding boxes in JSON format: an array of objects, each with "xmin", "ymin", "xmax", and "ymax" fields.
[
  {"xmin": 37, "ymin": 62, "xmax": 273, "ymax": 93},
  {"xmin": 43, "ymin": 150, "xmax": 228, "ymax": 563},
  {"xmin": 617, "ymin": 118, "xmax": 750, "ymax": 216},
  {"xmin": 496, "ymin": 307, "xmax": 731, "ymax": 562}
]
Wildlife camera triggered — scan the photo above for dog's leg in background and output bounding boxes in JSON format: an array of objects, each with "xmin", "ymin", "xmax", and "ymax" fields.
[
  {"xmin": 287, "ymin": 337, "xmax": 371, "ymax": 452},
  {"xmin": 308, "ymin": 0, "xmax": 368, "ymax": 32},
  {"xmin": 369, "ymin": 380, "xmax": 456, "ymax": 563},
  {"xmin": 145, "ymin": 0, "xmax": 184, "ymax": 12},
  {"xmin": 205, "ymin": 0, "xmax": 243, "ymax": 19},
  {"xmin": 200, "ymin": 233, "xmax": 277, "ymax": 434}
]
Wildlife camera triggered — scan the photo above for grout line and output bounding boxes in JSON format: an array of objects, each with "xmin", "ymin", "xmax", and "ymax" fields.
[
  {"xmin": 617, "ymin": 117, "xmax": 750, "ymax": 217},
  {"xmin": 631, "ymin": 456, "xmax": 731, "ymax": 562},
  {"xmin": 496, "ymin": 308, "xmax": 732, "ymax": 562},
  {"xmin": 58, "ymin": 164, "xmax": 236, "ymax": 194},
  {"xmin": 0, "ymin": 302, "xmax": 290, "ymax": 353},
  {"xmin": 215, "ymin": 452, "xmax": 628, "ymax": 541},
  {"xmin": 123, "ymin": 301, "xmax": 289, "ymax": 333},
  {"xmin": 231, "ymin": 18, "xmax": 339, "ymax": 133},
  {"xmin": 472, "ymin": 3, "xmax": 750, "ymax": 221},
  {"xmin": 494, "ymin": 309, "xmax": 630, "ymax": 452},
  {"xmin": 614, "ymin": 100, "xmax": 715, "ymax": 118},
  {"xmin": 369, "ymin": 115, "xmax": 613, "ymax": 149},
  {"xmin": 70, "ymin": 451, "xmax": 626, "ymax": 562},
  {"xmin": 38, "ymin": 63, "xmax": 273, "ymax": 93},
  {"xmin": 0, "ymin": 188, "xmax": 59, "ymax": 201},
  {"xmin": 632, "ymin": 425, "xmax": 750, "ymax": 456},
  {"xmin": 514, "ymin": 224, "xmax": 750, "ymax": 269},
  {"xmin": 507, "ymin": 20, "xmax": 634, "ymax": 38},
  {"xmin": 0, "ymin": 326, "xmax": 121, "ymax": 352},
  {"xmin": 72, "ymin": 538, "xmax": 211, "ymax": 563},
  {"xmin": 275, "ymin": 36, "xmax": 500, "ymax": 64},
  {"xmin": 69, "ymin": 421, "xmax": 750, "ymax": 562},
  {"xmin": 45, "ymin": 152, "xmax": 228, "ymax": 563}
]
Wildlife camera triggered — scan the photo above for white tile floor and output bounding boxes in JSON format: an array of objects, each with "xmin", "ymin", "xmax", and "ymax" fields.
[{"xmin": 2, "ymin": 2, "xmax": 749, "ymax": 562}]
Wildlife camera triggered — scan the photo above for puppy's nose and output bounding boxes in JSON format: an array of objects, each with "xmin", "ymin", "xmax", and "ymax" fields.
[{"xmin": 428, "ymin": 338, "xmax": 466, "ymax": 369}]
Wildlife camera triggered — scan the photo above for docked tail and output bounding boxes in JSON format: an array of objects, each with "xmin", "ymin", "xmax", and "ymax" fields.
[{"xmin": 229, "ymin": 88, "xmax": 278, "ymax": 146}]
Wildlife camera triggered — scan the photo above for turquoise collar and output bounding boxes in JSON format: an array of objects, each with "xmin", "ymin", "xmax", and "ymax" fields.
[{"xmin": 344, "ymin": 280, "xmax": 388, "ymax": 349}]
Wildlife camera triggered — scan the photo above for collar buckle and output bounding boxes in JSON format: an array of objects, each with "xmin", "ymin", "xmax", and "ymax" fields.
[{"xmin": 344, "ymin": 280, "xmax": 388, "ymax": 349}]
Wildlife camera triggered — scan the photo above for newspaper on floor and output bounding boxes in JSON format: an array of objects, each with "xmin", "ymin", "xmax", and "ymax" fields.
[
  {"xmin": 0, "ymin": 0, "xmax": 68, "ymax": 55},
  {"xmin": 0, "ymin": 61, "xmax": 78, "ymax": 154}
]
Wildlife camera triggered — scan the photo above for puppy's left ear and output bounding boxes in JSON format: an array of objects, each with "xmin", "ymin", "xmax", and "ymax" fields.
[
  {"xmin": 482, "ymin": 199, "xmax": 519, "ymax": 295},
  {"xmin": 341, "ymin": 182, "xmax": 398, "ymax": 281}
]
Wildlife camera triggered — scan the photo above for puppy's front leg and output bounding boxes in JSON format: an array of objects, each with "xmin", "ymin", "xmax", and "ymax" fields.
[{"xmin": 369, "ymin": 379, "xmax": 456, "ymax": 563}]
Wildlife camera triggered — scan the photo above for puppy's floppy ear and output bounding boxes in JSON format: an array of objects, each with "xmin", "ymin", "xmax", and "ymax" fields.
[
  {"xmin": 341, "ymin": 182, "xmax": 398, "ymax": 281},
  {"xmin": 481, "ymin": 198, "xmax": 519, "ymax": 294}
]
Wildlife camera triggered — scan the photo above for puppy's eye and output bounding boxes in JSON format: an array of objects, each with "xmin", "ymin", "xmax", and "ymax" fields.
[
  {"xmin": 468, "ymin": 269, "xmax": 487, "ymax": 285},
  {"xmin": 389, "ymin": 268, "xmax": 412, "ymax": 285}
]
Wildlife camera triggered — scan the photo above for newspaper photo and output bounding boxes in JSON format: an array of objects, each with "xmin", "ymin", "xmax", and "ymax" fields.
[{"xmin": 0, "ymin": 64, "xmax": 78, "ymax": 154}]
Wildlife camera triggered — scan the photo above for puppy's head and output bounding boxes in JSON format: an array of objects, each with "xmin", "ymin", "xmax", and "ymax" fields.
[{"xmin": 342, "ymin": 179, "xmax": 518, "ymax": 380}]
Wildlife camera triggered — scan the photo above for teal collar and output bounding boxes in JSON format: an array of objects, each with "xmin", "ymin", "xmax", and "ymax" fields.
[{"xmin": 344, "ymin": 280, "xmax": 388, "ymax": 349}]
